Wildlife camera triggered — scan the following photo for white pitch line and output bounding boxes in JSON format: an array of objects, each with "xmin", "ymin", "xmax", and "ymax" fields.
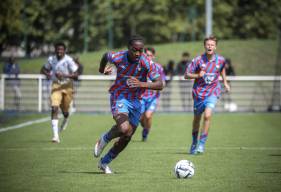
[{"xmin": 0, "ymin": 117, "xmax": 50, "ymax": 133}]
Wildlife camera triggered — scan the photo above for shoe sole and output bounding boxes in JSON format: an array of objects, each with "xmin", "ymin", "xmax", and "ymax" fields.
[{"xmin": 94, "ymin": 141, "xmax": 100, "ymax": 157}]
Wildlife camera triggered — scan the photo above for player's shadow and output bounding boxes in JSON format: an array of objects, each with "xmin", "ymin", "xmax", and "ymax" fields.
[
  {"xmin": 256, "ymin": 171, "xmax": 281, "ymax": 174},
  {"xmin": 59, "ymin": 170, "xmax": 121, "ymax": 175},
  {"xmin": 59, "ymin": 170, "xmax": 103, "ymax": 175},
  {"xmin": 268, "ymin": 154, "xmax": 281, "ymax": 156}
]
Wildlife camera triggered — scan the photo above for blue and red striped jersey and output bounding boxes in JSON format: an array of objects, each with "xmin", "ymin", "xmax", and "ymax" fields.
[
  {"xmin": 107, "ymin": 50, "xmax": 160, "ymax": 100},
  {"xmin": 186, "ymin": 53, "xmax": 226, "ymax": 100},
  {"xmin": 142, "ymin": 62, "xmax": 165, "ymax": 99}
]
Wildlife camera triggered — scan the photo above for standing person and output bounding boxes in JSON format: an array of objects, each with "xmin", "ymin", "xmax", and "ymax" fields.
[
  {"xmin": 185, "ymin": 35, "xmax": 230, "ymax": 154},
  {"xmin": 93, "ymin": 35, "xmax": 163, "ymax": 174},
  {"xmin": 41, "ymin": 42, "xmax": 79, "ymax": 143},
  {"xmin": 176, "ymin": 52, "xmax": 192, "ymax": 111},
  {"xmin": 140, "ymin": 47, "xmax": 166, "ymax": 141},
  {"xmin": 162, "ymin": 60, "xmax": 175, "ymax": 111},
  {"xmin": 3, "ymin": 57, "xmax": 22, "ymax": 110},
  {"xmin": 222, "ymin": 58, "xmax": 237, "ymax": 111},
  {"xmin": 72, "ymin": 56, "xmax": 84, "ymax": 112}
]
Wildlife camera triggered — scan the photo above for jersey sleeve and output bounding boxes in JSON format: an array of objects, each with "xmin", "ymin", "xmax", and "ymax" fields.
[
  {"xmin": 106, "ymin": 51, "xmax": 119, "ymax": 65},
  {"xmin": 186, "ymin": 58, "xmax": 199, "ymax": 74},
  {"xmin": 68, "ymin": 57, "xmax": 78, "ymax": 73},
  {"xmin": 147, "ymin": 61, "xmax": 160, "ymax": 81},
  {"xmin": 220, "ymin": 57, "xmax": 226, "ymax": 72},
  {"xmin": 44, "ymin": 56, "xmax": 53, "ymax": 70}
]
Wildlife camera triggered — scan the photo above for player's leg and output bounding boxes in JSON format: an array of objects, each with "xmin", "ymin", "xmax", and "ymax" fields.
[
  {"xmin": 189, "ymin": 99, "xmax": 203, "ymax": 154},
  {"xmin": 59, "ymin": 87, "xmax": 73, "ymax": 132},
  {"xmin": 94, "ymin": 97, "xmax": 130, "ymax": 158},
  {"xmin": 50, "ymin": 84, "xmax": 62, "ymax": 143},
  {"xmin": 94, "ymin": 113, "xmax": 128, "ymax": 158},
  {"xmin": 96, "ymin": 99, "xmax": 141, "ymax": 174},
  {"xmin": 197, "ymin": 96, "xmax": 218, "ymax": 153},
  {"xmin": 197, "ymin": 108, "xmax": 212, "ymax": 153},
  {"xmin": 142, "ymin": 110, "xmax": 153, "ymax": 141},
  {"xmin": 142, "ymin": 98, "xmax": 157, "ymax": 141}
]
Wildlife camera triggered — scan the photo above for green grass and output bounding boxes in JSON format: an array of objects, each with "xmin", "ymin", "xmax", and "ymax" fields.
[
  {"xmin": 0, "ymin": 112, "xmax": 48, "ymax": 127},
  {"xmin": 0, "ymin": 39, "xmax": 278, "ymax": 75},
  {"xmin": 0, "ymin": 113, "xmax": 280, "ymax": 192}
]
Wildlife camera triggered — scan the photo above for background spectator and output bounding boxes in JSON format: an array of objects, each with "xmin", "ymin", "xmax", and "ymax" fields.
[
  {"xmin": 162, "ymin": 60, "xmax": 175, "ymax": 111},
  {"xmin": 176, "ymin": 52, "xmax": 192, "ymax": 111},
  {"xmin": 3, "ymin": 57, "xmax": 22, "ymax": 110}
]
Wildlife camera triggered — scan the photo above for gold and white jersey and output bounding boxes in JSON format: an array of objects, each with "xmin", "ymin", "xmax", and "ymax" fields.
[{"xmin": 44, "ymin": 54, "xmax": 78, "ymax": 84}]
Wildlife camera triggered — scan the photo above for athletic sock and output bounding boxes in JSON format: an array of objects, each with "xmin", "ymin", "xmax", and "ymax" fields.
[
  {"xmin": 199, "ymin": 132, "xmax": 208, "ymax": 145},
  {"xmin": 192, "ymin": 130, "xmax": 199, "ymax": 145},
  {"xmin": 142, "ymin": 128, "xmax": 149, "ymax": 139},
  {"xmin": 103, "ymin": 132, "xmax": 111, "ymax": 143},
  {"xmin": 51, "ymin": 119, "xmax": 59, "ymax": 138},
  {"xmin": 101, "ymin": 149, "xmax": 116, "ymax": 164}
]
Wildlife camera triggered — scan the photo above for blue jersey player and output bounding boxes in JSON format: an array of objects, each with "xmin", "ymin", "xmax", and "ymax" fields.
[
  {"xmin": 140, "ymin": 47, "xmax": 166, "ymax": 141},
  {"xmin": 185, "ymin": 35, "xmax": 230, "ymax": 154},
  {"xmin": 93, "ymin": 35, "xmax": 163, "ymax": 174}
]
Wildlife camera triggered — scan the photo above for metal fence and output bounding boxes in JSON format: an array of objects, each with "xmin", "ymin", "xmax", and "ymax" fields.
[{"xmin": 1, "ymin": 74, "xmax": 280, "ymax": 113}]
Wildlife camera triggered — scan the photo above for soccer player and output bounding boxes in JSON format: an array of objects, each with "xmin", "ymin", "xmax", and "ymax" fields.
[
  {"xmin": 140, "ymin": 47, "xmax": 166, "ymax": 141},
  {"xmin": 185, "ymin": 35, "xmax": 230, "ymax": 154},
  {"xmin": 41, "ymin": 42, "xmax": 79, "ymax": 143},
  {"xmin": 93, "ymin": 35, "xmax": 163, "ymax": 174}
]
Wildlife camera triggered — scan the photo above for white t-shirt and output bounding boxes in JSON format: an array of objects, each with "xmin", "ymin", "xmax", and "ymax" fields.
[{"xmin": 44, "ymin": 54, "xmax": 78, "ymax": 83}]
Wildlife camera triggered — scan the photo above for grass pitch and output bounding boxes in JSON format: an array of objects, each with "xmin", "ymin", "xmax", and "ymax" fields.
[{"xmin": 0, "ymin": 113, "xmax": 280, "ymax": 192}]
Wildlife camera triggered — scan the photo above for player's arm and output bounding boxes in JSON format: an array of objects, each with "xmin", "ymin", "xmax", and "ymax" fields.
[
  {"xmin": 220, "ymin": 67, "xmax": 230, "ymax": 92},
  {"xmin": 98, "ymin": 53, "xmax": 113, "ymax": 75},
  {"xmin": 40, "ymin": 66, "xmax": 52, "ymax": 79},
  {"xmin": 127, "ymin": 76, "xmax": 163, "ymax": 90},
  {"xmin": 58, "ymin": 71, "xmax": 79, "ymax": 80},
  {"xmin": 184, "ymin": 59, "xmax": 205, "ymax": 79},
  {"xmin": 185, "ymin": 71, "xmax": 205, "ymax": 79}
]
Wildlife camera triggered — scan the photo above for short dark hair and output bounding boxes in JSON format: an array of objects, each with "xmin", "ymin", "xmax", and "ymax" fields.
[
  {"xmin": 128, "ymin": 34, "xmax": 144, "ymax": 45},
  {"xmin": 145, "ymin": 47, "xmax": 156, "ymax": 55},
  {"xmin": 204, "ymin": 35, "xmax": 218, "ymax": 45},
  {"xmin": 54, "ymin": 42, "xmax": 66, "ymax": 49},
  {"xmin": 182, "ymin": 52, "xmax": 190, "ymax": 57}
]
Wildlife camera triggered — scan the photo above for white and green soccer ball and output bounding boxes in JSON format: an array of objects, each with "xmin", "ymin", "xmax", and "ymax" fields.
[{"xmin": 174, "ymin": 160, "xmax": 195, "ymax": 179}]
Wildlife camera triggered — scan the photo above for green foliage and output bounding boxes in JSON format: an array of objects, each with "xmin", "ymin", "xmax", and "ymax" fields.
[{"xmin": 0, "ymin": 0, "xmax": 280, "ymax": 55}]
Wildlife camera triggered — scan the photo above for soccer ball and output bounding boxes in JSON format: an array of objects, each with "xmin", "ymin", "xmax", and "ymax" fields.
[{"xmin": 174, "ymin": 160, "xmax": 195, "ymax": 179}]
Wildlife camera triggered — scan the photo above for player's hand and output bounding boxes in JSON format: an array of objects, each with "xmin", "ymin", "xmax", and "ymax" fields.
[
  {"xmin": 46, "ymin": 73, "xmax": 52, "ymax": 80},
  {"xmin": 199, "ymin": 70, "xmax": 206, "ymax": 78},
  {"xmin": 55, "ymin": 72, "xmax": 64, "ymax": 80},
  {"xmin": 127, "ymin": 76, "xmax": 141, "ymax": 88},
  {"xmin": 224, "ymin": 83, "xmax": 231, "ymax": 93},
  {"xmin": 103, "ymin": 65, "xmax": 113, "ymax": 75}
]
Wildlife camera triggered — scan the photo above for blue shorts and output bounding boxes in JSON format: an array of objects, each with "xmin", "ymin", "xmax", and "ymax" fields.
[
  {"xmin": 110, "ymin": 95, "xmax": 142, "ymax": 127},
  {"xmin": 193, "ymin": 96, "xmax": 218, "ymax": 115},
  {"xmin": 141, "ymin": 97, "xmax": 159, "ymax": 114}
]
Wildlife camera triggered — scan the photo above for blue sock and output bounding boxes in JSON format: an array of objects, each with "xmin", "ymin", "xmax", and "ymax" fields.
[
  {"xmin": 103, "ymin": 132, "xmax": 110, "ymax": 143},
  {"xmin": 199, "ymin": 133, "xmax": 208, "ymax": 145},
  {"xmin": 142, "ymin": 128, "xmax": 149, "ymax": 139},
  {"xmin": 192, "ymin": 131, "xmax": 199, "ymax": 145},
  {"xmin": 101, "ymin": 149, "xmax": 116, "ymax": 164}
]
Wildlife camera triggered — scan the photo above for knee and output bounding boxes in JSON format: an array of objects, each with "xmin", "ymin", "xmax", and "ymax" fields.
[
  {"xmin": 145, "ymin": 113, "xmax": 153, "ymax": 120},
  {"xmin": 204, "ymin": 114, "xmax": 212, "ymax": 121},
  {"xmin": 118, "ymin": 123, "xmax": 132, "ymax": 136}
]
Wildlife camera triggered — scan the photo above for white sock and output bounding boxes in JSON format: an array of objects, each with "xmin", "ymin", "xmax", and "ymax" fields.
[{"xmin": 52, "ymin": 119, "xmax": 59, "ymax": 138}]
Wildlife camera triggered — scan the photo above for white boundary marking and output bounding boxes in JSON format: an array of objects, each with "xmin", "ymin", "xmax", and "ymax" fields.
[{"xmin": 0, "ymin": 117, "xmax": 50, "ymax": 133}]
